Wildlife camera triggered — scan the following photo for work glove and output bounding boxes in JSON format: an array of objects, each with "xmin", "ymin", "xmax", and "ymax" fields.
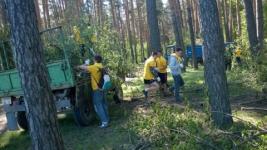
[
  {"xmin": 157, "ymin": 77, "xmax": 161, "ymax": 82},
  {"xmin": 85, "ymin": 59, "xmax": 90, "ymax": 65}
]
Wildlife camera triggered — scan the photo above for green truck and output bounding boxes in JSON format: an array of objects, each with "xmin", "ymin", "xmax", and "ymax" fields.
[{"xmin": 0, "ymin": 26, "xmax": 122, "ymax": 130}]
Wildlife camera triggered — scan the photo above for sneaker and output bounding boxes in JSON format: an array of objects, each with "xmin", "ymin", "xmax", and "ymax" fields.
[
  {"xmin": 99, "ymin": 122, "xmax": 109, "ymax": 128},
  {"xmin": 143, "ymin": 90, "xmax": 148, "ymax": 99}
]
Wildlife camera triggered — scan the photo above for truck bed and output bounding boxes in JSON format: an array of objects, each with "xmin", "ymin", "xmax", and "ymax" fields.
[{"xmin": 0, "ymin": 60, "xmax": 75, "ymax": 97}]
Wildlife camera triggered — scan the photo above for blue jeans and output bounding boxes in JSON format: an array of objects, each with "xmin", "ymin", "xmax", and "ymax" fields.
[
  {"xmin": 93, "ymin": 90, "xmax": 109, "ymax": 123},
  {"xmin": 171, "ymin": 75, "xmax": 182, "ymax": 101}
]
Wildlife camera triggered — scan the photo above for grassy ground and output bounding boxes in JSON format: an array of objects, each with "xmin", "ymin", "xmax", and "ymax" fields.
[{"xmin": 0, "ymin": 66, "xmax": 267, "ymax": 150}]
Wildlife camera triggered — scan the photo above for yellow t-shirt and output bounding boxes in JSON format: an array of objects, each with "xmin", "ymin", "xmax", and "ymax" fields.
[
  {"xmin": 235, "ymin": 48, "xmax": 241, "ymax": 57},
  {"xmin": 88, "ymin": 63, "xmax": 103, "ymax": 91},
  {"xmin": 143, "ymin": 57, "xmax": 156, "ymax": 80},
  {"xmin": 156, "ymin": 56, "xmax": 167, "ymax": 73}
]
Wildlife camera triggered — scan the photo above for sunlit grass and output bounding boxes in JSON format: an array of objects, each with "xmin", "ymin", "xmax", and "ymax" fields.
[{"xmin": 0, "ymin": 130, "xmax": 30, "ymax": 150}]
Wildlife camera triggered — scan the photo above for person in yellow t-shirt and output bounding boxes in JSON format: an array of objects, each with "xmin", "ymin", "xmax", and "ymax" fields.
[
  {"xmin": 156, "ymin": 51, "xmax": 168, "ymax": 95},
  {"xmin": 234, "ymin": 47, "xmax": 242, "ymax": 65},
  {"xmin": 78, "ymin": 55, "xmax": 109, "ymax": 128},
  {"xmin": 143, "ymin": 52, "xmax": 160, "ymax": 99}
]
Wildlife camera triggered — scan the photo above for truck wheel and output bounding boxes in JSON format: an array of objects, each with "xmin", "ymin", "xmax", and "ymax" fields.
[
  {"xmin": 73, "ymin": 104, "xmax": 94, "ymax": 126},
  {"xmin": 113, "ymin": 87, "xmax": 123, "ymax": 104},
  {"xmin": 73, "ymin": 79, "xmax": 95, "ymax": 126},
  {"xmin": 17, "ymin": 111, "xmax": 28, "ymax": 130}
]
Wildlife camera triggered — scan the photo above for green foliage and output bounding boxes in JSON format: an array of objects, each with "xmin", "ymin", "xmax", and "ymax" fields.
[
  {"xmin": 233, "ymin": 6, "xmax": 267, "ymax": 84},
  {"xmin": 93, "ymin": 25, "xmax": 133, "ymax": 81},
  {"xmin": 127, "ymin": 102, "xmax": 267, "ymax": 149}
]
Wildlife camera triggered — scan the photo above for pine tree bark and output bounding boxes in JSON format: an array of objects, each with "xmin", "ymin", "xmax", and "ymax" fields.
[
  {"xmin": 5, "ymin": 0, "xmax": 65, "ymax": 149},
  {"xmin": 34, "ymin": 0, "xmax": 42, "ymax": 30},
  {"xmin": 41, "ymin": 0, "xmax": 48, "ymax": 28},
  {"xmin": 123, "ymin": 0, "xmax": 135, "ymax": 63},
  {"xmin": 236, "ymin": 0, "xmax": 242, "ymax": 36},
  {"xmin": 146, "ymin": 0, "xmax": 161, "ymax": 53},
  {"xmin": 109, "ymin": 0, "xmax": 117, "ymax": 28},
  {"xmin": 243, "ymin": 0, "xmax": 259, "ymax": 56},
  {"xmin": 0, "ymin": 0, "xmax": 7, "ymax": 28},
  {"xmin": 44, "ymin": 0, "xmax": 51, "ymax": 28},
  {"xmin": 256, "ymin": 0, "xmax": 264, "ymax": 49},
  {"xmin": 187, "ymin": 0, "xmax": 198, "ymax": 69},
  {"xmin": 198, "ymin": 0, "xmax": 233, "ymax": 128},
  {"xmin": 228, "ymin": 0, "xmax": 233, "ymax": 41},
  {"xmin": 193, "ymin": 0, "xmax": 200, "ymax": 36},
  {"xmin": 115, "ymin": 1, "xmax": 126, "ymax": 51},
  {"xmin": 137, "ymin": 0, "xmax": 145, "ymax": 60},
  {"xmin": 130, "ymin": 0, "xmax": 138, "ymax": 63},
  {"xmin": 168, "ymin": 0, "xmax": 184, "ymax": 48},
  {"xmin": 222, "ymin": 0, "xmax": 231, "ymax": 42}
]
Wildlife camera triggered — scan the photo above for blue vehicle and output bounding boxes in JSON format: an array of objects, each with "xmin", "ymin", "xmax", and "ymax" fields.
[
  {"xmin": 185, "ymin": 42, "xmax": 236, "ymax": 64},
  {"xmin": 186, "ymin": 45, "xmax": 204, "ymax": 64}
]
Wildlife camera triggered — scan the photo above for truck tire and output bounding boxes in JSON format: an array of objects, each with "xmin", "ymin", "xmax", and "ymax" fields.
[
  {"xmin": 17, "ymin": 111, "xmax": 28, "ymax": 130},
  {"xmin": 73, "ymin": 75, "xmax": 95, "ymax": 126},
  {"xmin": 73, "ymin": 104, "xmax": 94, "ymax": 126},
  {"xmin": 113, "ymin": 86, "xmax": 123, "ymax": 104}
]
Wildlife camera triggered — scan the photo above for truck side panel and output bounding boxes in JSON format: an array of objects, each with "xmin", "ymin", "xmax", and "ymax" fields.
[{"xmin": 0, "ymin": 60, "xmax": 75, "ymax": 97}]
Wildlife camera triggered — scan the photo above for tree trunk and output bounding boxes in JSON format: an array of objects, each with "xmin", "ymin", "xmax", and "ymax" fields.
[
  {"xmin": 5, "ymin": 0, "xmax": 64, "ymax": 149},
  {"xmin": 243, "ymin": 0, "xmax": 259, "ymax": 56},
  {"xmin": 51, "ymin": 0, "xmax": 60, "ymax": 25},
  {"xmin": 116, "ymin": 1, "xmax": 127, "ymax": 54},
  {"xmin": 146, "ymin": 0, "xmax": 161, "ymax": 53},
  {"xmin": 236, "ymin": 0, "xmax": 242, "ymax": 36},
  {"xmin": 130, "ymin": 0, "xmax": 138, "ymax": 63},
  {"xmin": 41, "ymin": 0, "xmax": 48, "ymax": 28},
  {"xmin": 187, "ymin": 1, "xmax": 198, "ymax": 69},
  {"xmin": 193, "ymin": 0, "xmax": 200, "ymax": 36},
  {"xmin": 168, "ymin": 0, "xmax": 184, "ymax": 48},
  {"xmin": 228, "ymin": 0, "xmax": 233, "ymax": 41},
  {"xmin": 44, "ymin": 0, "xmax": 51, "ymax": 28},
  {"xmin": 217, "ymin": 0, "xmax": 222, "ymax": 25},
  {"xmin": 109, "ymin": 0, "xmax": 117, "ymax": 28},
  {"xmin": 96, "ymin": 0, "xmax": 104, "ymax": 26},
  {"xmin": 0, "ymin": 0, "xmax": 7, "ymax": 28},
  {"xmin": 137, "ymin": 0, "xmax": 145, "ymax": 60},
  {"xmin": 222, "ymin": 0, "xmax": 230, "ymax": 42},
  {"xmin": 177, "ymin": 0, "xmax": 185, "ymax": 48},
  {"xmin": 124, "ymin": 0, "xmax": 135, "ymax": 62},
  {"xmin": 256, "ymin": 0, "xmax": 264, "ymax": 49},
  {"xmin": 198, "ymin": 0, "xmax": 233, "ymax": 128},
  {"xmin": 34, "ymin": 0, "xmax": 42, "ymax": 30}
]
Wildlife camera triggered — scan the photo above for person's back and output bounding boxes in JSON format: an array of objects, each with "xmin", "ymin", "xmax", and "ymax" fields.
[
  {"xmin": 88, "ymin": 63, "xmax": 103, "ymax": 91},
  {"xmin": 156, "ymin": 56, "xmax": 167, "ymax": 74}
]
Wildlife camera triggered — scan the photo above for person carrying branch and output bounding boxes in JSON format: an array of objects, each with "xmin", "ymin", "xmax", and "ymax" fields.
[
  {"xmin": 169, "ymin": 48, "xmax": 184, "ymax": 102},
  {"xmin": 143, "ymin": 52, "xmax": 160, "ymax": 99},
  {"xmin": 78, "ymin": 55, "xmax": 110, "ymax": 128}
]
